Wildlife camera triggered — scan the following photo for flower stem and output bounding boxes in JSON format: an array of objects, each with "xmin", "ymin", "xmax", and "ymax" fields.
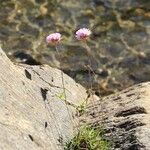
[
  {"xmin": 82, "ymin": 42, "xmax": 94, "ymax": 91},
  {"xmin": 55, "ymin": 46, "xmax": 66, "ymax": 100},
  {"xmin": 55, "ymin": 46, "xmax": 75, "ymax": 125}
]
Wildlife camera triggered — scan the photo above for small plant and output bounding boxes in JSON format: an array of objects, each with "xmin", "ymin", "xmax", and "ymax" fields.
[
  {"xmin": 64, "ymin": 126, "xmax": 110, "ymax": 150},
  {"xmin": 56, "ymin": 92, "xmax": 87, "ymax": 114},
  {"xmin": 56, "ymin": 92, "xmax": 66, "ymax": 101},
  {"xmin": 76, "ymin": 98, "xmax": 89, "ymax": 116},
  {"xmin": 46, "ymin": 30, "xmax": 111, "ymax": 150},
  {"xmin": 76, "ymin": 103, "xmax": 86, "ymax": 116}
]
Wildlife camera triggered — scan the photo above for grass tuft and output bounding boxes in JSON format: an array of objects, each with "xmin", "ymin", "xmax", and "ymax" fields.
[{"xmin": 64, "ymin": 126, "xmax": 110, "ymax": 150}]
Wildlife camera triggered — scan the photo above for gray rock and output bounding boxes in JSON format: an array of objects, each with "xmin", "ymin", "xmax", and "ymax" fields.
[
  {"xmin": 81, "ymin": 82, "xmax": 150, "ymax": 150},
  {"xmin": 0, "ymin": 47, "xmax": 90, "ymax": 150}
]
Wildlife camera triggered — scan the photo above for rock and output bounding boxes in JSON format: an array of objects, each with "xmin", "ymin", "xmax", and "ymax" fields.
[
  {"xmin": 0, "ymin": 47, "xmax": 90, "ymax": 150},
  {"xmin": 80, "ymin": 82, "xmax": 150, "ymax": 150},
  {"xmin": 12, "ymin": 51, "xmax": 41, "ymax": 65}
]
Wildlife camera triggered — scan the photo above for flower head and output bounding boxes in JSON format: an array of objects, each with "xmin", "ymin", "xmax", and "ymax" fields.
[
  {"xmin": 75, "ymin": 28, "xmax": 91, "ymax": 41},
  {"xmin": 46, "ymin": 33, "xmax": 61, "ymax": 45}
]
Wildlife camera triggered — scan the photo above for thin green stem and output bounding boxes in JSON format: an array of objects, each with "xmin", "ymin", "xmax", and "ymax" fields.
[
  {"xmin": 82, "ymin": 42, "xmax": 95, "ymax": 92},
  {"xmin": 55, "ymin": 45, "xmax": 75, "ymax": 126},
  {"xmin": 55, "ymin": 46, "xmax": 67, "ymax": 101},
  {"xmin": 82, "ymin": 41, "xmax": 98, "ymax": 116}
]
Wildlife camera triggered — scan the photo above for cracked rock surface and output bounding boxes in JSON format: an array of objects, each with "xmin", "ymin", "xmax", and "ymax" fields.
[
  {"xmin": 0, "ymin": 47, "xmax": 90, "ymax": 150},
  {"xmin": 80, "ymin": 82, "xmax": 150, "ymax": 150}
]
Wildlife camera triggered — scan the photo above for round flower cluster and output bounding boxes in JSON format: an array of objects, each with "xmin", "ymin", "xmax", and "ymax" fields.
[
  {"xmin": 46, "ymin": 28, "xmax": 91, "ymax": 45},
  {"xmin": 75, "ymin": 28, "xmax": 91, "ymax": 41},
  {"xmin": 46, "ymin": 33, "xmax": 61, "ymax": 45}
]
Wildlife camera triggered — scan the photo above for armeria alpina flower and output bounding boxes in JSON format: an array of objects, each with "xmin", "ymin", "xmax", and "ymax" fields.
[
  {"xmin": 75, "ymin": 28, "xmax": 91, "ymax": 41},
  {"xmin": 46, "ymin": 33, "xmax": 61, "ymax": 45}
]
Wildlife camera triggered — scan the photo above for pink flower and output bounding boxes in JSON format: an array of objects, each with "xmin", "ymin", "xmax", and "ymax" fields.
[
  {"xmin": 46, "ymin": 33, "xmax": 61, "ymax": 45},
  {"xmin": 75, "ymin": 28, "xmax": 91, "ymax": 41}
]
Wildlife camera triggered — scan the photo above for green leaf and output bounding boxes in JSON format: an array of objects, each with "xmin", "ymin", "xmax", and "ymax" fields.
[{"xmin": 56, "ymin": 92, "xmax": 65, "ymax": 100}]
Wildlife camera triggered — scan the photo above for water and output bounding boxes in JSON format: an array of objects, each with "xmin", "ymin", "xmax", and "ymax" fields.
[{"xmin": 0, "ymin": 0, "xmax": 150, "ymax": 96}]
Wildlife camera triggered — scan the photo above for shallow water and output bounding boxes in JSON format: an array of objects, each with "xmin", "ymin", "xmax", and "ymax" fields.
[{"xmin": 0, "ymin": 0, "xmax": 150, "ymax": 96}]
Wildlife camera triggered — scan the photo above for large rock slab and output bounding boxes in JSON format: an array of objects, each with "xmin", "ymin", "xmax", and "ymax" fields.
[
  {"xmin": 0, "ymin": 47, "xmax": 90, "ymax": 150},
  {"xmin": 81, "ymin": 82, "xmax": 150, "ymax": 150}
]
